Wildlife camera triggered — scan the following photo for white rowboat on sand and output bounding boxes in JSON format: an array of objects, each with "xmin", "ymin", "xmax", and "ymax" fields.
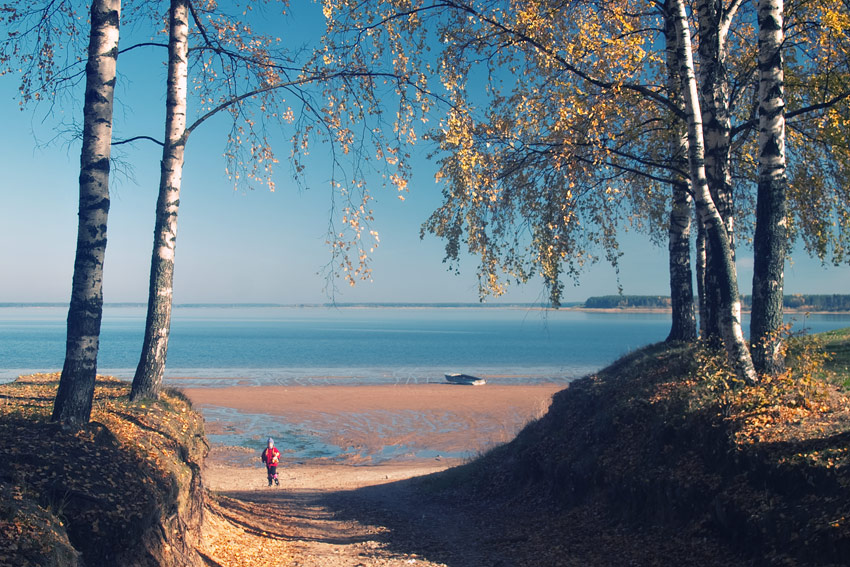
[{"xmin": 445, "ymin": 373, "xmax": 486, "ymax": 386}]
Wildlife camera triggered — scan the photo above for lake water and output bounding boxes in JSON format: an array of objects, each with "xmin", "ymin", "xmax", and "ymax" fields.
[
  {"xmin": 2, "ymin": 304, "xmax": 849, "ymax": 385},
  {"xmin": 4, "ymin": 304, "xmax": 849, "ymax": 463}
]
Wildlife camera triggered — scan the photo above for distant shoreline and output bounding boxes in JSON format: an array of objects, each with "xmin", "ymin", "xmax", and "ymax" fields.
[{"xmin": 2, "ymin": 302, "xmax": 848, "ymax": 314}]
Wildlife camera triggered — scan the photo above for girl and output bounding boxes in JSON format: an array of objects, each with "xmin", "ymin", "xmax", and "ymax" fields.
[{"xmin": 261, "ymin": 437, "xmax": 281, "ymax": 487}]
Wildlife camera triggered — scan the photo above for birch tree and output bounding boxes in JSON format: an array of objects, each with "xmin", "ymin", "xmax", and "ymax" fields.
[
  {"xmin": 750, "ymin": 0, "xmax": 788, "ymax": 374},
  {"xmin": 324, "ymin": 0, "xmax": 702, "ymax": 343},
  {"xmin": 669, "ymin": 0, "xmax": 757, "ymax": 383},
  {"xmin": 663, "ymin": 0, "xmax": 697, "ymax": 342},
  {"xmin": 781, "ymin": 0, "xmax": 850, "ymax": 265},
  {"xmin": 322, "ymin": 0, "xmax": 850, "ymax": 380},
  {"xmin": 695, "ymin": 0, "xmax": 742, "ymax": 341},
  {"xmin": 51, "ymin": 0, "xmax": 121, "ymax": 426},
  {"xmin": 129, "ymin": 1, "xmax": 430, "ymax": 399},
  {"xmin": 129, "ymin": 0, "xmax": 189, "ymax": 401},
  {"xmin": 3, "ymin": 0, "xmax": 127, "ymax": 424},
  {"xmin": 745, "ymin": 0, "xmax": 850, "ymax": 373}
]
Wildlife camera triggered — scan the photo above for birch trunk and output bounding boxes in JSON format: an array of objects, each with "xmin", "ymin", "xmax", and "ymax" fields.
[
  {"xmin": 750, "ymin": 0, "xmax": 788, "ymax": 375},
  {"xmin": 670, "ymin": 0, "xmax": 758, "ymax": 384},
  {"xmin": 52, "ymin": 0, "xmax": 121, "ymax": 427},
  {"xmin": 664, "ymin": 0, "xmax": 697, "ymax": 343},
  {"xmin": 130, "ymin": 0, "xmax": 189, "ymax": 401},
  {"xmin": 696, "ymin": 218, "xmax": 708, "ymax": 338},
  {"xmin": 667, "ymin": 179, "xmax": 697, "ymax": 342},
  {"xmin": 696, "ymin": 0, "xmax": 741, "ymax": 342}
]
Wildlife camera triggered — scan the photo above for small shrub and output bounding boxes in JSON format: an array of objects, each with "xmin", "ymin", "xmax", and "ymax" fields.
[
  {"xmin": 690, "ymin": 342, "xmax": 740, "ymax": 415},
  {"xmin": 690, "ymin": 329, "xmax": 836, "ymax": 427}
]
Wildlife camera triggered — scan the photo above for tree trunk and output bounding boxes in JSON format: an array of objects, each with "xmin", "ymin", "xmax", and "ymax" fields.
[
  {"xmin": 667, "ymin": 179, "xmax": 697, "ymax": 342},
  {"xmin": 696, "ymin": 0, "xmax": 740, "ymax": 342},
  {"xmin": 670, "ymin": 0, "xmax": 757, "ymax": 384},
  {"xmin": 750, "ymin": 0, "xmax": 788, "ymax": 375},
  {"xmin": 130, "ymin": 0, "xmax": 190, "ymax": 401},
  {"xmin": 664, "ymin": 0, "xmax": 697, "ymax": 343},
  {"xmin": 700, "ymin": 216, "xmax": 723, "ymax": 347},
  {"xmin": 52, "ymin": 0, "xmax": 121, "ymax": 427},
  {"xmin": 696, "ymin": 217, "xmax": 708, "ymax": 337}
]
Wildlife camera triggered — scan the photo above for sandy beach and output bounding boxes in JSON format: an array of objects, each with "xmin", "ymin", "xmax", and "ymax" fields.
[
  {"xmin": 187, "ymin": 382, "xmax": 565, "ymax": 566},
  {"xmin": 183, "ymin": 383, "xmax": 564, "ymax": 466}
]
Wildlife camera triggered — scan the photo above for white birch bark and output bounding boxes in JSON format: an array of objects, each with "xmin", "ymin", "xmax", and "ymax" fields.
[
  {"xmin": 670, "ymin": 0, "xmax": 758, "ymax": 384},
  {"xmin": 130, "ymin": 0, "xmax": 189, "ymax": 400},
  {"xmin": 695, "ymin": 0, "xmax": 743, "ymax": 341},
  {"xmin": 52, "ymin": 0, "xmax": 121, "ymax": 426},
  {"xmin": 696, "ymin": 0, "xmax": 741, "ymax": 236},
  {"xmin": 668, "ymin": 180, "xmax": 697, "ymax": 342},
  {"xmin": 664, "ymin": 0, "xmax": 697, "ymax": 342},
  {"xmin": 750, "ymin": 0, "xmax": 788, "ymax": 374}
]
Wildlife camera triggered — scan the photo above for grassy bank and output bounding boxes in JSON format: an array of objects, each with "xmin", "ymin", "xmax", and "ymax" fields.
[
  {"xmin": 0, "ymin": 374, "xmax": 207, "ymax": 567},
  {"xmin": 821, "ymin": 327, "xmax": 850, "ymax": 389},
  {"xmin": 427, "ymin": 330, "xmax": 850, "ymax": 565}
]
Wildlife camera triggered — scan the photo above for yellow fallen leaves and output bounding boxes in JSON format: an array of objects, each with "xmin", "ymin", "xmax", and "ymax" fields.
[
  {"xmin": 202, "ymin": 506, "xmax": 294, "ymax": 567},
  {"xmin": 0, "ymin": 373, "xmax": 206, "ymax": 565}
]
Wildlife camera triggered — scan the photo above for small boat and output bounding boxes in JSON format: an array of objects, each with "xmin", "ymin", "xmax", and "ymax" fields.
[{"xmin": 445, "ymin": 373, "xmax": 486, "ymax": 386}]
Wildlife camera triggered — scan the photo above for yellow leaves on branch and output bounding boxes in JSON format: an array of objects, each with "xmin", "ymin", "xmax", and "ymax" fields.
[
  {"xmin": 389, "ymin": 173, "xmax": 408, "ymax": 196},
  {"xmin": 331, "ymin": 189, "xmax": 381, "ymax": 286},
  {"xmin": 818, "ymin": 0, "xmax": 850, "ymax": 37}
]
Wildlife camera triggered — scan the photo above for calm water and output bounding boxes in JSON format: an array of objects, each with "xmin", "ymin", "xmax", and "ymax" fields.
[
  {"xmin": 2, "ymin": 305, "xmax": 848, "ymax": 386},
  {"xmin": 4, "ymin": 305, "xmax": 849, "ymax": 463}
]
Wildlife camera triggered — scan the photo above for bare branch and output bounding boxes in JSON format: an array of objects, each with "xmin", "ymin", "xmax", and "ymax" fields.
[
  {"xmin": 118, "ymin": 42, "xmax": 168, "ymax": 55},
  {"xmin": 112, "ymin": 135, "xmax": 164, "ymax": 147}
]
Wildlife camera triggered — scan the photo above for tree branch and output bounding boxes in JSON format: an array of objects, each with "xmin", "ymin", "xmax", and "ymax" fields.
[
  {"xmin": 118, "ymin": 42, "xmax": 167, "ymax": 55},
  {"xmin": 333, "ymin": 0, "xmax": 681, "ymax": 118},
  {"xmin": 719, "ymin": 0, "xmax": 746, "ymax": 41},
  {"xmin": 112, "ymin": 135, "xmax": 164, "ymax": 147},
  {"xmin": 441, "ymin": 0, "xmax": 683, "ymax": 118},
  {"xmin": 731, "ymin": 89, "xmax": 850, "ymax": 137},
  {"xmin": 184, "ymin": 69, "xmax": 431, "ymax": 138}
]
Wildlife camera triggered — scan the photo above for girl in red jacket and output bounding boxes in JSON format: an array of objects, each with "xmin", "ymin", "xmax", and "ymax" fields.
[{"xmin": 261, "ymin": 437, "xmax": 281, "ymax": 487}]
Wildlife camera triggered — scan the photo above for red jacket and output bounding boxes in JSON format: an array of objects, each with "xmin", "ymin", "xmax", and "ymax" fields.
[{"xmin": 262, "ymin": 447, "xmax": 280, "ymax": 466}]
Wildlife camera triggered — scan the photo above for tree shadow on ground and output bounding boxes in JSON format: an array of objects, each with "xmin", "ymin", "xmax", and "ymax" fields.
[{"xmin": 313, "ymin": 470, "xmax": 753, "ymax": 567}]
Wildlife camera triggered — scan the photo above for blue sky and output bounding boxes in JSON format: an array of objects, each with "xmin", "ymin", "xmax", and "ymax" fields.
[{"xmin": 1, "ymin": 3, "xmax": 847, "ymax": 305}]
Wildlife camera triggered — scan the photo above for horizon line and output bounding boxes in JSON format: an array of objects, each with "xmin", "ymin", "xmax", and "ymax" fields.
[{"xmin": 0, "ymin": 301, "xmax": 571, "ymax": 308}]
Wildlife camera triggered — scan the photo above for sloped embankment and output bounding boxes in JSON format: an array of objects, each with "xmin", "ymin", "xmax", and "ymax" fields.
[
  {"xmin": 439, "ymin": 342, "xmax": 850, "ymax": 565},
  {"xmin": 0, "ymin": 374, "xmax": 207, "ymax": 567}
]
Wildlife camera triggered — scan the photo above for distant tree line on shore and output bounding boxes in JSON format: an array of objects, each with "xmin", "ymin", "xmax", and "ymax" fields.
[
  {"xmin": 584, "ymin": 296, "xmax": 672, "ymax": 309},
  {"xmin": 744, "ymin": 295, "xmax": 850, "ymax": 312},
  {"xmin": 584, "ymin": 295, "xmax": 850, "ymax": 312}
]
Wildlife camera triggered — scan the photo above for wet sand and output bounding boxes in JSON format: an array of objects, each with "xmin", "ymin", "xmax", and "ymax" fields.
[{"xmin": 183, "ymin": 383, "xmax": 564, "ymax": 465}]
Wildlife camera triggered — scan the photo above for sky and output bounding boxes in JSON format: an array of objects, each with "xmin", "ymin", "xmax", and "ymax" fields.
[{"xmin": 1, "ymin": 3, "xmax": 847, "ymax": 306}]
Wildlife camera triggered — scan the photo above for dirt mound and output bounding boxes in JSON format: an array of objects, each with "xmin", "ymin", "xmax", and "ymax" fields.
[
  {"xmin": 429, "ymin": 342, "xmax": 850, "ymax": 565},
  {"xmin": 0, "ymin": 374, "xmax": 207, "ymax": 567}
]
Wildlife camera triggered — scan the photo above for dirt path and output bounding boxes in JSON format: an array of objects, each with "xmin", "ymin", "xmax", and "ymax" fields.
[
  {"xmin": 200, "ymin": 460, "xmax": 488, "ymax": 567},
  {"xmin": 198, "ymin": 459, "xmax": 751, "ymax": 567}
]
